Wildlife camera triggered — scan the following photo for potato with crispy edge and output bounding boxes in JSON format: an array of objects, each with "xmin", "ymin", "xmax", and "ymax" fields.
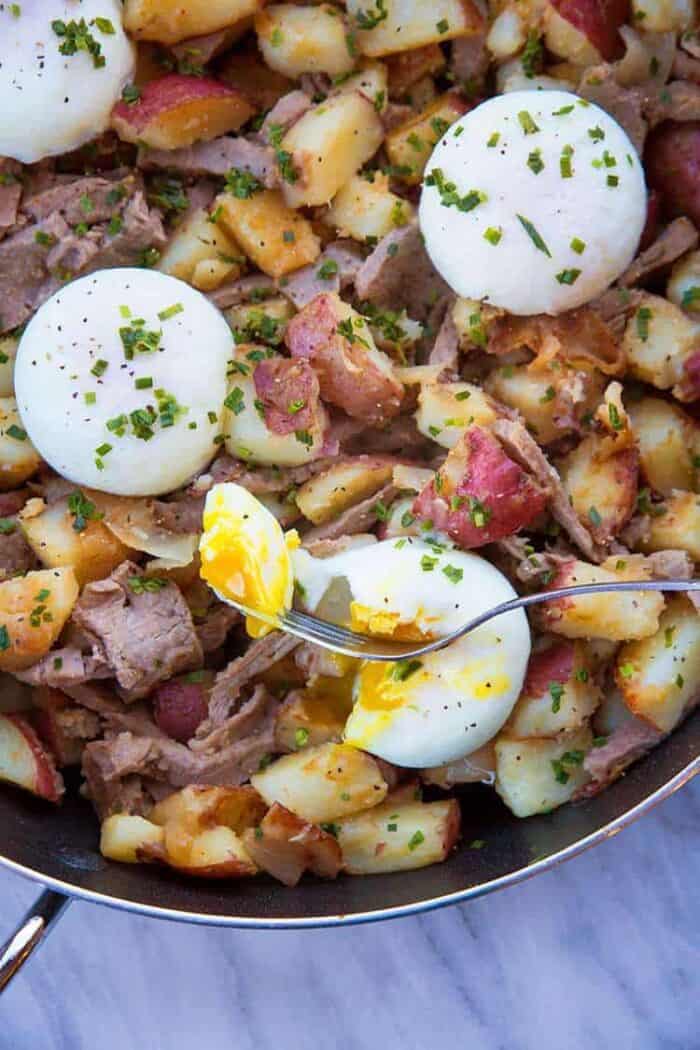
[
  {"xmin": 384, "ymin": 92, "xmax": 470, "ymax": 186},
  {"xmin": 638, "ymin": 491, "xmax": 700, "ymax": 562},
  {"xmin": 627, "ymin": 397, "xmax": 699, "ymax": 497},
  {"xmin": 295, "ymin": 458, "xmax": 394, "ymax": 525},
  {"xmin": 214, "ymin": 190, "xmax": 321, "ymax": 279},
  {"xmin": 150, "ymin": 784, "xmax": 266, "ymax": 877},
  {"xmin": 494, "ymin": 725, "xmax": 593, "ymax": 818},
  {"xmin": 280, "ymin": 92, "xmax": 384, "ymax": 208},
  {"xmin": 557, "ymin": 433, "xmax": 639, "ymax": 546},
  {"xmin": 157, "ymin": 206, "xmax": 243, "ymax": 289},
  {"xmin": 485, "ymin": 362, "xmax": 604, "ymax": 445},
  {"xmin": 621, "ymin": 293, "xmax": 700, "ymax": 402},
  {"xmin": 0, "ymin": 568, "xmax": 79, "ymax": 672},
  {"xmin": 537, "ymin": 558, "xmax": 665, "ymax": 641},
  {"xmin": 256, "ymin": 4, "xmax": 356, "ymax": 79},
  {"xmin": 100, "ymin": 814, "xmax": 166, "ymax": 864},
  {"xmin": 507, "ymin": 639, "xmax": 601, "ymax": 738},
  {"xmin": 20, "ymin": 496, "xmax": 133, "ymax": 588},
  {"xmin": 337, "ymin": 798, "xmax": 460, "ymax": 874},
  {"xmin": 111, "ymin": 74, "xmax": 254, "ymax": 150},
  {"xmin": 0, "ymin": 397, "xmax": 41, "ymax": 491},
  {"xmin": 415, "ymin": 381, "xmax": 499, "ymax": 449},
  {"xmin": 251, "ymin": 742, "xmax": 388, "ymax": 823},
  {"xmin": 615, "ymin": 595, "xmax": 700, "ymax": 734},
  {"xmin": 347, "ymin": 0, "xmax": 483, "ymax": 57},
  {"xmin": 325, "ymin": 172, "xmax": 414, "ymax": 243},
  {"xmin": 123, "ymin": 0, "xmax": 264, "ymax": 45}
]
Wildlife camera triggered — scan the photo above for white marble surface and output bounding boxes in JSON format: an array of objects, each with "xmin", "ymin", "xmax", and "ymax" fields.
[{"xmin": 0, "ymin": 781, "xmax": 698, "ymax": 1050}]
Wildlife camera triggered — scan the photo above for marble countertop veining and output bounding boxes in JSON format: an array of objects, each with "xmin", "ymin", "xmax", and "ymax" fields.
[{"xmin": 0, "ymin": 781, "xmax": 698, "ymax": 1050}]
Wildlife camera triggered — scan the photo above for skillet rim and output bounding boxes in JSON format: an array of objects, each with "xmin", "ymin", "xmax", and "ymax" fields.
[{"xmin": 0, "ymin": 755, "xmax": 696, "ymax": 929}]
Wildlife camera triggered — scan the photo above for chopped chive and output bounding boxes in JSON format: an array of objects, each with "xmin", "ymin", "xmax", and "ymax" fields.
[
  {"xmin": 555, "ymin": 268, "xmax": 581, "ymax": 285},
  {"xmin": 516, "ymin": 214, "xmax": 551, "ymax": 257},
  {"xmin": 570, "ymin": 237, "xmax": 586, "ymax": 254},
  {"xmin": 135, "ymin": 376, "xmax": 153, "ymax": 389},
  {"xmin": 90, "ymin": 358, "xmax": 108, "ymax": 377},
  {"xmin": 518, "ymin": 110, "xmax": 539, "ymax": 135},
  {"xmin": 483, "ymin": 226, "xmax": 502, "ymax": 246},
  {"xmin": 157, "ymin": 303, "xmax": 183, "ymax": 321}
]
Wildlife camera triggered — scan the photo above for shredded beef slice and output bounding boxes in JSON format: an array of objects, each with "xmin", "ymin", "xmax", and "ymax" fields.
[
  {"xmin": 354, "ymin": 222, "xmax": 451, "ymax": 322},
  {"xmin": 205, "ymin": 632, "xmax": 300, "ymax": 727},
  {"xmin": 138, "ymin": 136, "xmax": 278, "ymax": 186},
  {"xmin": 72, "ymin": 561, "xmax": 203, "ymax": 701}
]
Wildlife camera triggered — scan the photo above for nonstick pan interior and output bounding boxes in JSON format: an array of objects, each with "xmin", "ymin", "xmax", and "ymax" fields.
[{"xmin": 0, "ymin": 714, "xmax": 697, "ymax": 926}]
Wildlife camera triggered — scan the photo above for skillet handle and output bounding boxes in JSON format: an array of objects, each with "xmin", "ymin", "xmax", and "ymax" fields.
[{"xmin": 0, "ymin": 889, "xmax": 70, "ymax": 993}]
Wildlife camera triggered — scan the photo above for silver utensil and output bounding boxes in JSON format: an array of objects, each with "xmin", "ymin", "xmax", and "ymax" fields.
[{"xmin": 232, "ymin": 578, "xmax": 700, "ymax": 661}]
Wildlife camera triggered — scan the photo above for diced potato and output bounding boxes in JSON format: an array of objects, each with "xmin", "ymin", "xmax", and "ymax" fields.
[
  {"xmin": 543, "ymin": 4, "xmax": 602, "ymax": 67},
  {"xmin": 224, "ymin": 297, "xmax": 294, "ymax": 343},
  {"xmin": 214, "ymin": 190, "xmax": 321, "ymax": 278},
  {"xmin": 295, "ymin": 458, "xmax": 394, "ymax": 525},
  {"xmin": 0, "ymin": 568, "xmax": 79, "ymax": 672},
  {"xmin": 0, "ymin": 397, "xmax": 41, "ymax": 490},
  {"xmin": 123, "ymin": 0, "xmax": 264, "ymax": 44},
  {"xmin": 280, "ymin": 91, "xmax": 384, "ymax": 208},
  {"xmin": 218, "ymin": 46, "xmax": 295, "ymax": 110},
  {"xmin": 151, "ymin": 784, "xmax": 266, "ymax": 835},
  {"xmin": 325, "ymin": 172, "xmax": 414, "ymax": 242},
  {"xmin": 222, "ymin": 350, "xmax": 328, "ymax": 466},
  {"xmin": 630, "ymin": 0, "xmax": 694, "ymax": 31},
  {"xmin": 615, "ymin": 595, "xmax": 700, "ymax": 733},
  {"xmin": 384, "ymin": 92, "xmax": 468, "ymax": 185},
  {"xmin": 451, "ymin": 297, "xmax": 501, "ymax": 348},
  {"xmin": 20, "ymin": 497, "xmax": 133, "ymax": 587},
  {"xmin": 0, "ymin": 336, "xmax": 18, "ymax": 398},
  {"xmin": 158, "ymin": 206, "xmax": 243, "ymax": 288},
  {"xmin": 100, "ymin": 814, "xmax": 165, "ymax": 864},
  {"xmin": 638, "ymin": 490, "xmax": 700, "ymax": 562},
  {"xmin": 538, "ymin": 559, "xmax": 665, "ymax": 641},
  {"xmin": 331, "ymin": 61, "xmax": 388, "ymax": 111},
  {"xmin": 256, "ymin": 4, "xmax": 356, "ymax": 78},
  {"xmin": 628, "ymin": 396, "xmax": 699, "ymax": 496},
  {"xmin": 507, "ymin": 641, "xmax": 601, "ymax": 738},
  {"xmin": 274, "ymin": 682, "xmax": 354, "ymax": 752},
  {"xmin": 494, "ymin": 726, "xmax": 593, "ymax": 818},
  {"xmin": 385, "ymin": 44, "xmax": 445, "ymax": 97},
  {"xmin": 346, "ymin": 0, "xmax": 483, "ymax": 57},
  {"xmin": 621, "ymin": 293, "xmax": 700, "ymax": 399},
  {"xmin": 337, "ymin": 798, "xmax": 460, "ymax": 874},
  {"xmin": 190, "ymin": 258, "xmax": 240, "ymax": 292},
  {"xmin": 487, "ymin": 6, "xmax": 527, "ymax": 58},
  {"xmin": 667, "ymin": 249, "xmax": 700, "ymax": 314},
  {"xmin": 557, "ymin": 433, "xmax": 638, "ymax": 544},
  {"xmin": 164, "ymin": 824, "xmax": 258, "ymax": 877},
  {"xmin": 415, "ymin": 382, "xmax": 498, "ymax": 449},
  {"xmin": 251, "ymin": 742, "xmax": 388, "ymax": 823},
  {"xmin": 485, "ymin": 363, "xmax": 604, "ymax": 444},
  {"xmin": 242, "ymin": 802, "xmax": 342, "ymax": 885}
]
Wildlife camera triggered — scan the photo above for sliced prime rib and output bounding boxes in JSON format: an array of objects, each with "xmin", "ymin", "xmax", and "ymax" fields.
[
  {"xmin": 354, "ymin": 222, "xmax": 451, "ymax": 322},
  {"xmin": 138, "ymin": 136, "xmax": 278, "ymax": 186},
  {"xmin": 72, "ymin": 561, "xmax": 203, "ymax": 701},
  {"xmin": 204, "ymin": 632, "xmax": 300, "ymax": 728}
]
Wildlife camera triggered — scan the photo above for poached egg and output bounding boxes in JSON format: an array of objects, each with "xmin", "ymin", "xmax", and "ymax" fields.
[
  {"xmin": 0, "ymin": 0, "xmax": 135, "ymax": 163},
  {"xmin": 199, "ymin": 486, "xmax": 531, "ymax": 768},
  {"xmin": 419, "ymin": 90, "xmax": 646, "ymax": 316},
  {"xmin": 15, "ymin": 268, "xmax": 233, "ymax": 496}
]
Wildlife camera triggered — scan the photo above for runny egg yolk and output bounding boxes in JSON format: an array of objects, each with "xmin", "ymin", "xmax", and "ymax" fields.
[{"xmin": 199, "ymin": 483, "xmax": 299, "ymax": 638}]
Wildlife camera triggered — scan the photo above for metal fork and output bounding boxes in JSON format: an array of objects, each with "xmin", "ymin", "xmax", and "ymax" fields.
[{"xmin": 233, "ymin": 579, "xmax": 700, "ymax": 661}]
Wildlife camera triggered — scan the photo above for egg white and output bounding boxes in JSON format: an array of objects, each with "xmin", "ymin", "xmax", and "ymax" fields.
[
  {"xmin": 15, "ymin": 268, "xmax": 233, "ymax": 496},
  {"xmin": 294, "ymin": 538, "xmax": 532, "ymax": 767},
  {"xmin": 0, "ymin": 0, "xmax": 135, "ymax": 163},
  {"xmin": 419, "ymin": 90, "xmax": 646, "ymax": 316}
]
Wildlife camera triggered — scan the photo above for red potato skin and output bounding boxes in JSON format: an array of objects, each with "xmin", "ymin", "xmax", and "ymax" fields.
[
  {"xmin": 285, "ymin": 294, "xmax": 403, "ymax": 426},
  {"xmin": 152, "ymin": 679, "xmax": 210, "ymax": 743},
  {"xmin": 550, "ymin": 0, "xmax": 629, "ymax": 61},
  {"xmin": 680, "ymin": 350, "xmax": 700, "ymax": 402},
  {"xmin": 111, "ymin": 74, "xmax": 254, "ymax": 149},
  {"xmin": 253, "ymin": 357, "xmax": 324, "ymax": 436},
  {"xmin": 645, "ymin": 122, "xmax": 700, "ymax": 228},
  {"xmin": 242, "ymin": 803, "xmax": 342, "ymax": 886},
  {"xmin": 535, "ymin": 560, "xmax": 580, "ymax": 629},
  {"xmin": 588, "ymin": 445, "xmax": 639, "ymax": 544},
  {"xmin": 0, "ymin": 714, "xmax": 64, "ymax": 803},
  {"xmin": 522, "ymin": 642, "xmax": 576, "ymax": 699},
  {"xmin": 413, "ymin": 426, "xmax": 547, "ymax": 549}
]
